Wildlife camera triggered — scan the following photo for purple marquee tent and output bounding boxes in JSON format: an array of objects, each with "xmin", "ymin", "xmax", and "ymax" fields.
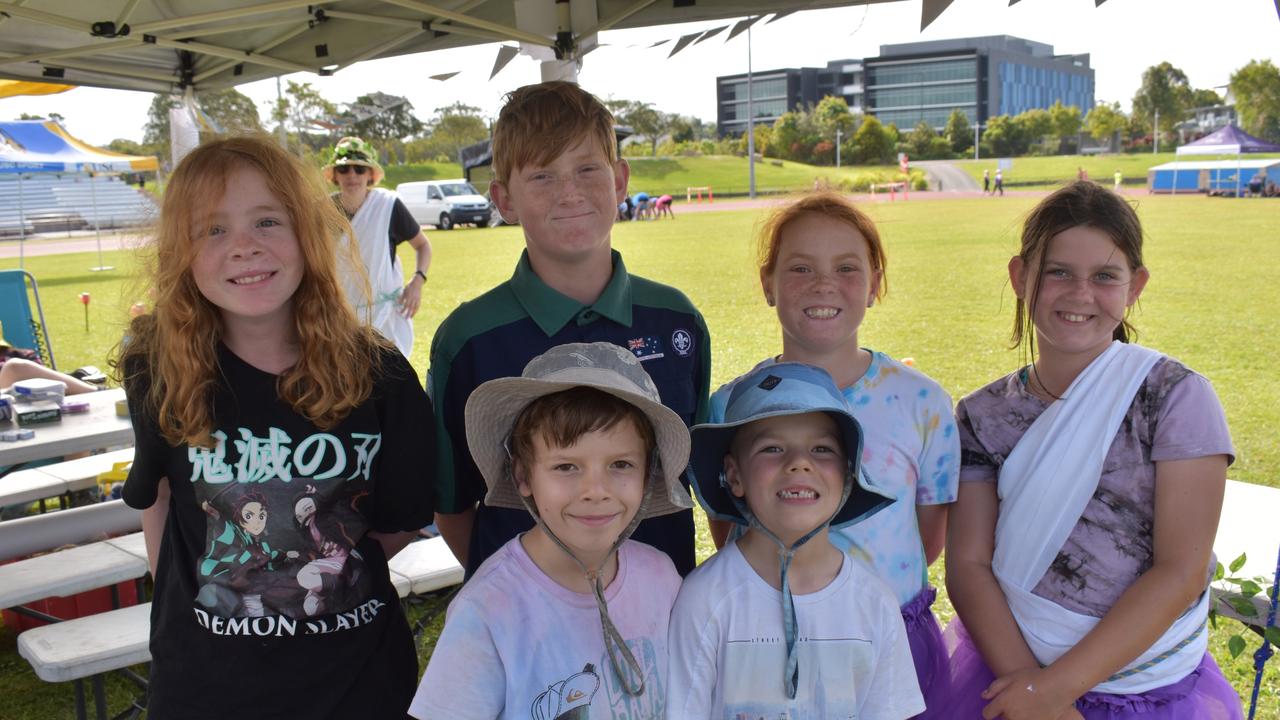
[{"xmin": 1171, "ymin": 124, "xmax": 1280, "ymax": 195}]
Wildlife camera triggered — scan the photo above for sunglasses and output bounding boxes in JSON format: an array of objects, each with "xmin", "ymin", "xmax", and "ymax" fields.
[{"xmin": 335, "ymin": 165, "xmax": 369, "ymax": 175}]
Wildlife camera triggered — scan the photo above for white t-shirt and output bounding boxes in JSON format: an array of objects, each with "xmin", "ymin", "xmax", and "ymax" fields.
[
  {"xmin": 666, "ymin": 540, "xmax": 924, "ymax": 720},
  {"xmin": 410, "ymin": 536, "xmax": 679, "ymax": 720}
]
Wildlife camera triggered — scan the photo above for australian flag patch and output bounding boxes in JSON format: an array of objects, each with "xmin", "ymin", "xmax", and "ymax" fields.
[{"xmin": 626, "ymin": 336, "xmax": 665, "ymax": 362}]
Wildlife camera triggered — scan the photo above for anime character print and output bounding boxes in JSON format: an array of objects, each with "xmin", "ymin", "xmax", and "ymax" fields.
[
  {"xmin": 197, "ymin": 488, "xmax": 300, "ymax": 617},
  {"xmin": 190, "ymin": 426, "xmax": 377, "ymax": 621}
]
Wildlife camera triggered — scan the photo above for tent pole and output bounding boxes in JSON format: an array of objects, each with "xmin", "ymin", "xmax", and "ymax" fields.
[
  {"xmin": 88, "ymin": 170, "xmax": 113, "ymax": 272},
  {"xmin": 17, "ymin": 172, "xmax": 26, "ymax": 269}
]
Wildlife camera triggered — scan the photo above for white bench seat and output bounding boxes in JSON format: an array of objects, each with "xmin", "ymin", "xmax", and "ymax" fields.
[
  {"xmin": 34, "ymin": 448, "xmax": 134, "ymax": 488},
  {"xmin": 16, "ymin": 536, "xmax": 463, "ymax": 686},
  {"xmin": 0, "ymin": 467, "xmax": 70, "ymax": 508},
  {"xmin": 1210, "ymin": 479, "xmax": 1280, "ymax": 628},
  {"xmin": 18, "ymin": 602, "xmax": 152, "ymax": 683},
  {"xmin": 388, "ymin": 535, "xmax": 464, "ymax": 596},
  {"xmin": 0, "ymin": 535, "xmax": 147, "ymax": 610},
  {"xmin": 0, "ymin": 499, "xmax": 142, "ymax": 563},
  {"xmin": 0, "ymin": 448, "xmax": 134, "ymax": 513}
]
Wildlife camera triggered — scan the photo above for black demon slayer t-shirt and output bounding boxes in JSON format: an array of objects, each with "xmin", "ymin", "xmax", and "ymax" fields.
[{"xmin": 123, "ymin": 344, "xmax": 434, "ymax": 719}]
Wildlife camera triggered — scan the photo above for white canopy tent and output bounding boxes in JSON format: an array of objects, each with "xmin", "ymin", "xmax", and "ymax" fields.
[{"xmin": 0, "ymin": 0, "xmax": 953, "ymax": 94}]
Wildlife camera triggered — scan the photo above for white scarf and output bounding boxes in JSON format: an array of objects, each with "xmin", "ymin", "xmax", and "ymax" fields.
[
  {"xmin": 339, "ymin": 188, "xmax": 413, "ymax": 357},
  {"xmin": 993, "ymin": 341, "xmax": 1207, "ymax": 693}
]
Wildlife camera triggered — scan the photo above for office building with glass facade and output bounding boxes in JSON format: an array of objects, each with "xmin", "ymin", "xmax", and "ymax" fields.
[
  {"xmin": 715, "ymin": 35, "xmax": 1092, "ymax": 136},
  {"xmin": 716, "ymin": 59, "xmax": 863, "ymax": 137}
]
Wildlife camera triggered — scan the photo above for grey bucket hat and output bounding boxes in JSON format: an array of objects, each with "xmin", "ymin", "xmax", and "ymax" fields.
[{"xmin": 464, "ymin": 342, "xmax": 693, "ymax": 521}]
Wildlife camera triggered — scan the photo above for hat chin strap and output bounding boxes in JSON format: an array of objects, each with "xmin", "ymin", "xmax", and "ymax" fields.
[
  {"xmin": 726, "ymin": 472, "xmax": 853, "ymax": 700},
  {"xmin": 510, "ymin": 457, "xmax": 660, "ymax": 698}
]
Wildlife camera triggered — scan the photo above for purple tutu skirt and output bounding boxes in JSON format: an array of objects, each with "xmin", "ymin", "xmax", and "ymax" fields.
[
  {"xmin": 942, "ymin": 619, "xmax": 1243, "ymax": 719},
  {"xmin": 904, "ymin": 586, "xmax": 952, "ymax": 719}
]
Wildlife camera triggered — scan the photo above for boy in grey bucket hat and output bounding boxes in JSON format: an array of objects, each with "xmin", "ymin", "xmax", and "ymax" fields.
[
  {"xmin": 667, "ymin": 362, "xmax": 924, "ymax": 718},
  {"xmin": 411, "ymin": 342, "xmax": 692, "ymax": 719}
]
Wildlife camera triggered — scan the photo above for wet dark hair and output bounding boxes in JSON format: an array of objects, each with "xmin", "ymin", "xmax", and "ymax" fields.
[{"xmin": 1012, "ymin": 180, "xmax": 1144, "ymax": 356}]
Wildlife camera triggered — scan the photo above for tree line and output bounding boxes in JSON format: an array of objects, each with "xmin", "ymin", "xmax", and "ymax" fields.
[
  {"xmin": 737, "ymin": 58, "xmax": 1280, "ymax": 166},
  {"xmin": 102, "ymin": 81, "xmax": 489, "ymax": 168},
  {"xmin": 18, "ymin": 57, "xmax": 1279, "ymax": 168}
]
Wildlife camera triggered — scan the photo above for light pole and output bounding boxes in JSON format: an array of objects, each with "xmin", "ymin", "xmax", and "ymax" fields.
[
  {"xmin": 746, "ymin": 24, "xmax": 756, "ymax": 199},
  {"xmin": 836, "ymin": 128, "xmax": 842, "ymax": 169},
  {"xmin": 1153, "ymin": 109, "xmax": 1159, "ymax": 154}
]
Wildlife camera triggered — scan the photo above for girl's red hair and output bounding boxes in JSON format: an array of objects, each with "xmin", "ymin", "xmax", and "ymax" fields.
[{"xmin": 116, "ymin": 135, "xmax": 385, "ymax": 448}]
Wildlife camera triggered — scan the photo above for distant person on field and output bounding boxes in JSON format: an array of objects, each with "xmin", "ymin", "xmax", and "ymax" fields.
[
  {"xmin": 1248, "ymin": 172, "xmax": 1264, "ymax": 198},
  {"xmin": 982, "ymin": 169, "xmax": 990, "ymax": 194},
  {"xmin": 1077, "ymin": 167, "xmax": 1088, "ymax": 182},
  {"xmin": 654, "ymin": 194, "xmax": 674, "ymax": 219},
  {"xmin": 325, "ymin": 136, "xmax": 432, "ymax": 358},
  {"xmin": 427, "ymin": 81, "xmax": 711, "ymax": 582},
  {"xmin": 632, "ymin": 191, "xmax": 651, "ymax": 220},
  {"xmin": 1114, "ymin": 169, "xmax": 1123, "ymax": 192},
  {"xmin": 993, "ymin": 168, "xmax": 1004, "ymax": 196}
]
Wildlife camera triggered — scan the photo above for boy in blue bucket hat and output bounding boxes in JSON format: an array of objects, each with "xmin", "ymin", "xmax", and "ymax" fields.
[{"xmin": 667, "ymin": 362, "xmax": 924, "ymax": 718}]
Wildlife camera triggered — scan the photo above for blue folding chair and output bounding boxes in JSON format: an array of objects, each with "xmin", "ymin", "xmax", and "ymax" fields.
[{"xmin": 0, "ymin": 269, "xmax": 57, "ymax": 370}]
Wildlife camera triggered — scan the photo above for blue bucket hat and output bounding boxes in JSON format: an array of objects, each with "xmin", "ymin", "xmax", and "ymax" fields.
[
  {"xmin": 688, "ymin": 362, "xmax": 892, "ymax": 531},
  {"xmin": 687, "ymin": 362, "xmax": 894, "ymax": 699}
]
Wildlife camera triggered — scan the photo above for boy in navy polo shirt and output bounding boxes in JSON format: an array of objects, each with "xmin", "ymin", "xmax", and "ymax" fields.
[{"xmin": 428, "ymin": 80, "xmax": 710, "ymax": 578}]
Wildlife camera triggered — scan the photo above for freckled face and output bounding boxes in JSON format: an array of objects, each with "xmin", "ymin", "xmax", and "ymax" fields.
[
  {"xmin": 765, "ymin": 213, "xmax": 881, "ymax": 359},
  {"xmin": 516, "ymin": 421, "xmax": 648, "ymax": 565},
  {"xmin": 490, "ymin": 137, "xmax": 629, "ymax": 268},
  {"xmin": 191, "ymin": 166, "xmax": 302, "ymax": 340},
  {"xmin": 725, "ymin": 412, "xmax": 847, "ymax": 546},
  {"xmin": 1011, "ymin": 225, "xmax": 1148, "ymax": 361}
]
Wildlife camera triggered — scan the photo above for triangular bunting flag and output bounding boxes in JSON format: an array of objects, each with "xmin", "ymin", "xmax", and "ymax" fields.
[
  {"xmin": 490, "ymin": 45, "xmax": 519, "ymax": 80},
  {"xmin": 648, "ymin": 39, "xmax": 670, "ymax": 48},
  {"xmin": 430, "ymin": 72, "xmax": 459, "ymax": 81},
  {"xmin": 766, "ymin": 11, "xmax": 794, "ymax": 23},
  {"xmin": 693, "ymin": 25, "xmax": 727, "ymax": 44},
  {"xmin": 920, "ymin": 0, "xmax": 955, "ymax": 29},
  {"xmin": 667, "ymin": 32, "xmax": 699, "ymax": 58},
  {"xmin": 726, "ymin": 16, "xmax": 762, "ymax": 41}
]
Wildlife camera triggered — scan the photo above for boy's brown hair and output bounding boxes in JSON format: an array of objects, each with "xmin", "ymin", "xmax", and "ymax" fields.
[
  {"xmin": 491, "ymin": 81, "xmax": 618, "ymax": 185},
  {"xmin": 509, "ymin": 387, "xmax": 655, "ymax": 479}
]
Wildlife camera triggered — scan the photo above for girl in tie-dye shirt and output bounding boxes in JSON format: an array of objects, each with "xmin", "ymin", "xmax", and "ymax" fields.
[{"xmin": 708, "ymin": 192, "xmax": 959, "ymax": 718}]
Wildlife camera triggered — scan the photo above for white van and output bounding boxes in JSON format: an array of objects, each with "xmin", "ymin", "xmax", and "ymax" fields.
[{"xmin": 395, "ymin": 179, "xmax": 491, "ymax": 230}]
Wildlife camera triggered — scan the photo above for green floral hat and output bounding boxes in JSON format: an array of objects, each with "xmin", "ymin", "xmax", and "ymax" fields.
[{"xmin": 324, "ymin": 136, "xmax": 384, "ymax": 184}]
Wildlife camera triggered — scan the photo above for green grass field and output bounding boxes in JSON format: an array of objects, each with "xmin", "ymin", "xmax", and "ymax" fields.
[
  {"xmin": 1, "ymin": 194, "xmax": 1276, "ymax": 717},
  {"xmin": 375, "ymin": 154, "xmax": 911, "ymax": 198}
]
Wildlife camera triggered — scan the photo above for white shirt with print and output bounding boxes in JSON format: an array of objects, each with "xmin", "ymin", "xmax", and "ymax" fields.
[
  {"xmin": 666, "ymin": 540, "xmax": 923, "ymax": 720},
  {"xmin": 410, "ymin": 537, "xmax": 678, "ymax": 720}
]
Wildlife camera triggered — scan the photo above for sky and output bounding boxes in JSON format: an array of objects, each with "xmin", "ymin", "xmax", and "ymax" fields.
[{"xmin": 3, "ymin": 0, "xmax": 1278, "ymax": 147}]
